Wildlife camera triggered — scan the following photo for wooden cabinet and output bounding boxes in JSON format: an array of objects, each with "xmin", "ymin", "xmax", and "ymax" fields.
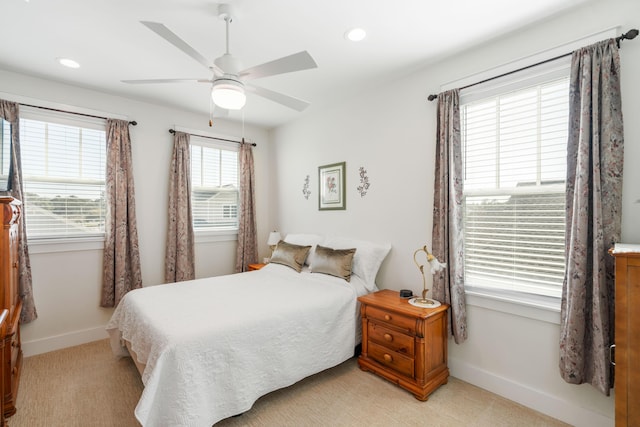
[
  {"xmin": 611, "ymin": 244, "xmax": 640, "ymax": 427},
  {"xmin": 0, "ymin": 197, "xmax": 22, "ymax": 418},
  {"xmin": 357, "ymin": 289, "xmax": 449, "ymax": 400}
]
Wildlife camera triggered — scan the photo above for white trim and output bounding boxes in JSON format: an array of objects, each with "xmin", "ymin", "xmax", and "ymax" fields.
[
  {"xmin": 0, "ymin": 91, "xmax": 128, "ymax": 121},
  {"xmin": 466, "ymin": 291, "xmax": 560, "ymax": 325},
  {"xmin": 28, "ymin": 233, "xmax": 237, "ymax": 252},
  {"xmin": 22, "ymin": 326, "xmax": 109, "ymax": 357},
  {"xmin": 20, "ymin": 105, "xmax": 107, "ymax": 130},
  {"xmin": 28, "ymin": 236, "xmax": 105, "ymax": 254},
  {"xmin": 194, "ymin": 230, "xmax": 238, "ymax": 244},
  {"xmin": 441, "ymin": 26, "xmax": 620, "ymax": 92},
  {"xmin": 448, "ymin": 358, "xmax": 613, "ymax": 427}
]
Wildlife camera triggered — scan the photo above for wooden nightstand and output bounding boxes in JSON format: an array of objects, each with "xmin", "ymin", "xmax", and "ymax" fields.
[
  {"xmin": 357, "ymin": 289, "xmax": 449, "ymax": 401},
  {"xmin": 248, "ymin": 263, "xmax": 266, "ymax": 271}
]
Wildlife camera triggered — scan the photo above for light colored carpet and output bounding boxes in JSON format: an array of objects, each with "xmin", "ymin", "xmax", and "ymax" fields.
[{"xmin": 9, "ymin": 339, "xmax": 569, "ymax": 427}]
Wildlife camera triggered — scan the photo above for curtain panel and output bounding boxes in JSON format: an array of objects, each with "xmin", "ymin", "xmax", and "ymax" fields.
[
  {"xmin": 431, "ymin": 89, "xmax": 467, "ymax": 344},
  {"xmin": 235, "ymin": 142, "xmax": 258, "ymax": 273},
  {"xmin": 101, "ymin": 119, "xmax": 143, "ymax": 307},
  {"xmin": 559, "ymin": 39, "xmax": 624, "ymax": 395},
  {"xmin": 0, "ymin": 100, "xmax": 37, "ymax": 323},
  {"xmin": 165, "ymin": 131, "xmax": 195, "ymax": 283}
]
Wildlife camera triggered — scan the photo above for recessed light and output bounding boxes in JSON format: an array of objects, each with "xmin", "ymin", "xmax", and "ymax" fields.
[
  {"xmin": 57, "ymin": 58, "xmax": 80, "ymax": 69},
  {"xmin": 345, "ymin": 28, "xmax": 366, "ymax": 42}
]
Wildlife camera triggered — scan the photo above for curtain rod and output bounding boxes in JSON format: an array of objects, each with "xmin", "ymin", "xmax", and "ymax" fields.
[
  {"xmin": 427, "ymin": 28, "xmax": 638, "ymax": 102},
  {"xmin": 168, "ymin": 129, "xmax": 256, "ymax": 147},
  {"xmin": 19, "ymin": 102, "xmax": 137, "ymax": 125}
]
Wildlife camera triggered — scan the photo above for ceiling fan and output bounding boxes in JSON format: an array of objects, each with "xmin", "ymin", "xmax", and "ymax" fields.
[{"xmin": 122, "ymin": 3, "xmax": 318, "ymax": 113}]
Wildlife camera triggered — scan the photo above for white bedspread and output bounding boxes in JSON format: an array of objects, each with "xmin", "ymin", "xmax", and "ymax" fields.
[{"xmin": 106, "ymin": 264, "xmax": 368, "ymax": 426}]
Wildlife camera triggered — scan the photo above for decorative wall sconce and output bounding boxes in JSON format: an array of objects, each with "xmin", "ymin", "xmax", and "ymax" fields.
[
  {"xmin": 302, "ymin": 175, "xmax": 311, "ymax": 200},
  {"xmin": 357, "ymin": 166, "xmax": 370, "ymax": 197}
]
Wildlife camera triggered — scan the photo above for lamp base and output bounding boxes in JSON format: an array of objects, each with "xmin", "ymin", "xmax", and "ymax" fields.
[{"xmin": 408, "ymin": 297, "xmax": 441, "ymax": 308}]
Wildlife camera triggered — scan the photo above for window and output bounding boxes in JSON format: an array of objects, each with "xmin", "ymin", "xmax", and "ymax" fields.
[
  {"xmin": 190, "ymin": 137, "xmax": 239, "ymax": 232},
  {"xmin": 19, "ymin": 109, "xmax": 107, "ymax": 240},
  {"xmin": 1, "ymin": 119, "xmax": 11, "ymax": 182},
  {"xmin": 460, "ymin": 61, "xmax": 570, "ymax": 302}
]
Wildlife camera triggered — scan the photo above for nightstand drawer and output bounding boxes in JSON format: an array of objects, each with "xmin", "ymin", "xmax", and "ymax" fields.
[
  {"xmin": 368, "ymin": 322, "xmax": 414, "ymax": 356},
  {"xmin": 368, "ymin": 341, "xmax": 414, "ymax": 378},
  {"xmin": 365, "ymin": 306, "xmax": 415, "ymax": 333}
]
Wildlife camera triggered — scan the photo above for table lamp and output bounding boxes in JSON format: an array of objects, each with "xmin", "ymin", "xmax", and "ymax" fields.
[
  {"xmin": 267, "ymin": 231, "xmax": 282, "ymax": 257},
  {"xmin": 411, "ymin": 244, "xmax": 446, "ymax": 308}
]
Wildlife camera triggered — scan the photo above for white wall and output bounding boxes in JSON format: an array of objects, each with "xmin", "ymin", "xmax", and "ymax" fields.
[
  {"xmin": 0, "ymin": 70, "xmax": 273, "ymax": 355},
  {"xmin": 269, "ymin": 0, "xmax": 640, "ymax": 426}
]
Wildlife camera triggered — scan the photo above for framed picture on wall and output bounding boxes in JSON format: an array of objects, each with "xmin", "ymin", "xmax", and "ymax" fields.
[{"xmin": 318, "ymin": 162, "xmax": 346, "ymax": 210}]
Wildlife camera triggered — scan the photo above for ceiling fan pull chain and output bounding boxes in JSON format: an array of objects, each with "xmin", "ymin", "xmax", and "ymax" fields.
[
  {"xmin": 225, "ymin": 15, "xmax": 231, "ymax": 55},
  {"xmin": 209, "ymin": 90, "xmax": 214, "ymax": 127},
  {"xmin": 242, "ymin": 110, "xmax": 245, "ymax": 139}
]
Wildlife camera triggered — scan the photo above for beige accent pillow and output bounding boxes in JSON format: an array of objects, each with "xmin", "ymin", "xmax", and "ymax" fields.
[
  {"xmin": 270, "ymin": 241, "xmax": 312, "ymax": 272},
  {"xmin": 310, "ymin": 245, "xmax": 357, "ymax": 282}
]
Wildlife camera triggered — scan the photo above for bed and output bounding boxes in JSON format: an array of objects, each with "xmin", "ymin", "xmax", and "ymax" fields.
[{"xmin": 106, "ymin": 235, "xmax": 390, "ymax": 426}]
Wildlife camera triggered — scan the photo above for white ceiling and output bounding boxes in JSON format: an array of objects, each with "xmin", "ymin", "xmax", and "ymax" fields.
[{"xmin": 2, "ymin": 0, "xmax": 590, "ymax": 129}]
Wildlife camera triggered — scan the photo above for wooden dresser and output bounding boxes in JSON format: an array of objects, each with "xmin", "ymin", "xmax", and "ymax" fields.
[
  {"xmin": 0, "ymin": 197, "xmax": 22, "ymax": 418},
  {"xmin": 357, "ymin": 289, "xmax": 449, "ymax": 400},
  {"xmin": 0, "ymin": 309, "xmax": 7, "ymax": 427},
  {"xmin": 610, "ymin": 244, "xmax": 640, "ymax": 427}
]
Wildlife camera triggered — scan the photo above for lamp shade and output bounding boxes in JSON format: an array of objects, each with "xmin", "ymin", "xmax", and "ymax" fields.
[
  {"xmin": 267, "ymin": 231, "xmax": 282, "ymax": 246},
  {"xmin": 211, "ymin": 79, "xmax": 246, "ymax": 110}
]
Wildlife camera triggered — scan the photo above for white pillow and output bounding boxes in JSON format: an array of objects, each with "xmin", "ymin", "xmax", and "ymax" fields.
[
  {"xmin": 283, "ymin": 233, "xmax": 324, "ymax": 266},
  {"xmin": 321, "ymin": 236, "xmax": 391, "ymax": 290}
]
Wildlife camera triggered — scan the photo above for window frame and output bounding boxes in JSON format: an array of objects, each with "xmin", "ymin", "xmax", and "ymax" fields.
[
  {"xmin": 19, "ymin": 106, "xmax": 108, "ymax": 249},
  {"xmin": 458, "ymin": 58, "xmax": 571, "ymax": 310},
  {"xmin": 189, "ymin": 135, "xmax": 240, "ymax": 239}
]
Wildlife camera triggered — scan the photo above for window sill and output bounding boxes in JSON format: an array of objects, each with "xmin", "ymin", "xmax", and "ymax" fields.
[
  {"xmin": 194, "ymin": 230, "xmax": 238, "ymax": 244},
  {"xmin": 27, "ymin": 230, "xmax": 238, "ymax": 253},
  {"xmin": 28, "ymin": 236, "xmax": 105, "ymax": 254},
  {"xmin": 465, "ymin": 289, "xmax": 561, "ymax": 325}
]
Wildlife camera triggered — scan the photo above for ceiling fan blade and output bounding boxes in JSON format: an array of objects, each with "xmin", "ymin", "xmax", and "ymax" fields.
[
  {"xmin": 121, "ymin": 78, "xmax": 209, "ymax": 84},
  {"xmin": 245, "ymin": 84, "xmax": 311, "ymax": 112},
  {"xmin": 240, "ymin": 51, "xmax": 318, "ymax": 80},
  {"xmin": 141, "ymin": 21, "xmax": 212, "ymax": 70}
]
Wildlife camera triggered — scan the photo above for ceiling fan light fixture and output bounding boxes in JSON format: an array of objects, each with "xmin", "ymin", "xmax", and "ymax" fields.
[{"xmin": 211, "ymin": 79, "xmax": 246, "ymax": 110}]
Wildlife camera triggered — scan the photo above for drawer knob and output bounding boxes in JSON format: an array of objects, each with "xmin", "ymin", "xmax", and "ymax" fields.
[
  {"xmin": 383, "ymin": 353, "xmax": 393, "ymax": 363},
  {"xmin": 384, "ymin": 314, "xmax": 391, "ymax": 321},
  {"xmin": 383, "ymin": 333, "xmax": 393, "ymax": 342}
]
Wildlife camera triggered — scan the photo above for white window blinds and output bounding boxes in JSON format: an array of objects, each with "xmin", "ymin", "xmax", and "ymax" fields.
[
  {"xmin": 1, "ymin": 119, "xmax": 10, "ymax": 181},
  {"xmin": 19, "ymin": 109, "xmax": 106, "ymax": 239},
  {"xmin": 461, "ymin": 62, "xmax": 569, "ymax": 300},
  {"xmin": 190, "ymin": 137, "xmax": 239, "ymax": 232}
]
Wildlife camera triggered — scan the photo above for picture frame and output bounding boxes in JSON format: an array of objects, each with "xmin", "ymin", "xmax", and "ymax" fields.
[{"xmin": 318, "ymin": 162, "xmax": 346, "ymax": 210}]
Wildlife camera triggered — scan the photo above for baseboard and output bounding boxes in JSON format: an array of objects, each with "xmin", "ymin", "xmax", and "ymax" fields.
[
  {"xmin": 448, "ymin": 357, "xmax": 614, "ymax": 427},
  {"xmin": 22, "ymin": 326, "xmax": 109, "ymax": 357}
]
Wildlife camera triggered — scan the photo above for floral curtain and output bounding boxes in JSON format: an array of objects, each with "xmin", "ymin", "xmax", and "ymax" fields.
[
  {"xmin": 235, "ymin": 142, "xmax": 258, "ymax": 272},
  {"xmin": 101, "ymin": 119, "xmax": 142, "ymax": 307},
  {"xmin": 165, "ymin": 131, "xmax": 195, "ymax": 282},
  {"xmin": 0, "ymin": 100, "xmax": 37, "ymax": 323},
  {"xmin": 559, "ymin": 39, "xmax": 624, "ymax": 395},
  {"xmin": 431, "ymin": 89, "xmax": 467, "ymax": 344}
]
